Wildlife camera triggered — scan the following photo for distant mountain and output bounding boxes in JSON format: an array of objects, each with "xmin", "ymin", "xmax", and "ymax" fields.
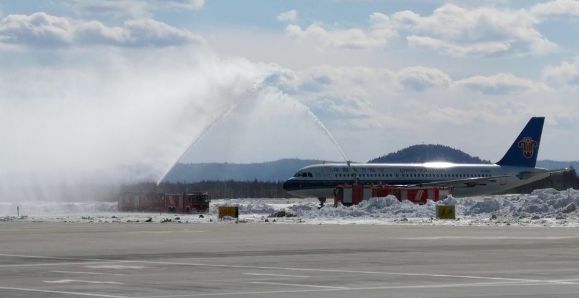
[
  {"xmin": 163, "ymin": 159, "xmax": 327, "ymax": 183},
  {"xmin": 537, "ymin": 160, "xmax": 579, "ymax": 171},
  {"xmin": 369, "ymin": 144, "xmax": 490, "ymax": 164}
]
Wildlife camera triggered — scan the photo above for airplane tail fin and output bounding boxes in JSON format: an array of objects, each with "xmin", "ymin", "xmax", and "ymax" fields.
[{"xmin": 496, "ymin": 117, "xmax": 544, "ymax": 168}]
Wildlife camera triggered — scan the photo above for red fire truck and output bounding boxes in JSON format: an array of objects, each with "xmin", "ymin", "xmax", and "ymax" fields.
[
  {"xmin": 118, "ymin": 192, "xmax": 210, "ymax": 213},
  {"xmin": 164, "ymin": 192, "xmax": 210, "ymax": 213},
  {"xmin": 334, "ymin": 184, "xmax": 451, "ymax": 206}
]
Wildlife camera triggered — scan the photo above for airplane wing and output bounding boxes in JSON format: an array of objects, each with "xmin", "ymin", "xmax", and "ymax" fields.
[
  {"xmin": 412, "ymin": 175, "xmax": 513, "ymax": 189},
  {"xmin": 411, "ymin": 169, "xmax": 569, "ymax": 196}
]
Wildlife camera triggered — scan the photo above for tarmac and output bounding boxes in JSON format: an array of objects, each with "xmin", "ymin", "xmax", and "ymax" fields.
[{"xmin": 2, "ymin": 222, "xmax": 579, "ymax": 297}]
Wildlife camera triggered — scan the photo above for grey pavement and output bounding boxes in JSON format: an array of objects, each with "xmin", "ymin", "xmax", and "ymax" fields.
[{"xmin": 1, "ymin": 222, "xmax": 579, "ymax": 297}]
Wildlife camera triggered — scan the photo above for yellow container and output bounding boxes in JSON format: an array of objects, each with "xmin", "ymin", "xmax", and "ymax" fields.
[
  {"xmin": 436, "ymin": 205, "xmax": 456, "ymax": 220},
  {"xmin": 218, "ymin": 206, "xmax": 239, "ymax": 219}
]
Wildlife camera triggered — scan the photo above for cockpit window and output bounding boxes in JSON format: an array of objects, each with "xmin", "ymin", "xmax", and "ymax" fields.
[{"xmin": 294, "ymin": 171, "xmax": 313, "ymax": 178}]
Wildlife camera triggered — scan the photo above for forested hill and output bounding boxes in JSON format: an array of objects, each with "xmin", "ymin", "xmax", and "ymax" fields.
[
  {"xmin": 163, "ymin": 159, "xmax": 326, "ymax": 183},
  {"xmin": 369, "ymin": 144, "xmax": 490, "ymax": 164}
]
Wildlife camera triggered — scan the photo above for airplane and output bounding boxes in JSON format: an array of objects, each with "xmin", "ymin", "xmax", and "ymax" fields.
[{"xmin": 283, "ymin": 117, "xmax": 563, "ymax": 204}]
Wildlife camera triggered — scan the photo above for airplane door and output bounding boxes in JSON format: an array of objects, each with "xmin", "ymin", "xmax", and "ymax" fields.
[{"xmin": 343, "ymin": 188, "xmax": 353, "ymax": 204}]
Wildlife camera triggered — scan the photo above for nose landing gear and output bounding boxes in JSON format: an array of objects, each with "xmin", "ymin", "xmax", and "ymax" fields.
[{"xmin": 317, "ymin": 197, "xmax": 326, "ymax": 208}]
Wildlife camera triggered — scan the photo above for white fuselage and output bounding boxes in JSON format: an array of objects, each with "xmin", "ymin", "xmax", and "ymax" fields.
[{"xmin": 282, "ymin": 162, "xmax": 549, "ymax": 198}]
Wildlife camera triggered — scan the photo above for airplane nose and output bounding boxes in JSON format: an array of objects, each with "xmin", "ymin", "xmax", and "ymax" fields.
[{"xmin": 282, "ymin": 179, "xmax": 295, "ymax": 191}]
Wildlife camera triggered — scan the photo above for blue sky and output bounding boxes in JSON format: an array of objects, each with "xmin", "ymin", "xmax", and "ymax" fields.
[{"xmin": 1, "ymin": 0, "xmax": 579, "ymax": 181}]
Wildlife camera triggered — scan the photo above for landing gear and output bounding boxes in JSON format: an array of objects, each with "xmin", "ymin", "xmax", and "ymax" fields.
[{"xmin": 318, "ymin": 197, "xmax": 327, "ymax": 208}]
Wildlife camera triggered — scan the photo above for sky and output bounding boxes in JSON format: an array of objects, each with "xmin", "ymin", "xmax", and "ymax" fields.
[{"xmin": 1, "ymin": 0, "xmax": 579, "ymax": 186}]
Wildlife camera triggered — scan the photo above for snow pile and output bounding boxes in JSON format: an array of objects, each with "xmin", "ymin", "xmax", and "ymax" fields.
[
  {"xmin": 459, "ymin": 188, "xmax": 579, "ymax": 220},
  {"xmin": 2, "ymin": 188, "xmax": 579, "ymax": 226},
  {"xmin": 296, "ymin": 196, "xmax": 436, "ymax": 221},
  {"xmin": 0, "ymin": 201, "xmax": 116, "ymax": 216},
  {"xmin": 237, "ymin": 201, "xmax": 276, "ymax": 214},
  {"xmin": 269, "ymin": 188, "xmax": 579, "ymax": 225}
]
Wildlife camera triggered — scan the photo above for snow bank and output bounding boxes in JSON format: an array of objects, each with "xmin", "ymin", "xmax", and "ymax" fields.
[
  {"xmin": 296, "ymin": 196, "xmax": 436, "ymax": 221},
  {"xmin": 1, "ymin": 189, "xmax": 579, "ymax": 226},
  {"xmin": 459, "ymin": 188, "xmax": 579, "ymax": 219},
  {"xmin": 285, "ymin": 188, "xmax": 579, "ymax": 225},
  {"xmin": 0, "ymin": 201, "xmax": 116, "ymax": 216}
]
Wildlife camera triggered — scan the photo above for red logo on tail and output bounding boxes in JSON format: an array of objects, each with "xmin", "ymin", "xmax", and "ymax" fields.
[{"xmin": 518, "ymin": 137, "xmax": 537, "ymax": 159}]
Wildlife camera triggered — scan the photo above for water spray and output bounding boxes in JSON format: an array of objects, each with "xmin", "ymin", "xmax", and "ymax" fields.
[
  {"xmin": 301, "ymin": 105, "xmax": 350, "ymax": 163},
  {"xmin": 156, "ymin": 86, "xmax": 350, "ymax": 185},
  {"xmin": 156, "ymin": 103, "xmax": 240, "ymax": 185}
]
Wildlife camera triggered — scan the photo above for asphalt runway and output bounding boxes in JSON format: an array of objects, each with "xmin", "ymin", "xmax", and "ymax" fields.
[{"xmin": 2, "ymin": 223, "xmax": 579, "ymax": 297}]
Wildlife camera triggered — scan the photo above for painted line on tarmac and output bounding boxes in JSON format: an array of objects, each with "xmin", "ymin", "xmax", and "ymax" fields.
[
  {"xmin": 127, "ymin": 230, "xmax": 207, "ymax": 234},
  {"xmin": 243, "ymin": 272, "xmax": 310, "ymax": 278},
  {"xmin": 0, "ymin": 261, "xmax": 127, "ymax": 268},
  {"xmin": 0, "ymin": 253, "xmax": 145, "ymax": 269},
  {"xmin": 0, "ymin": 253, "xmax": 102, "ymax": 261},
  {"xmin": 86, "ymin": 264, "xmax": 145, "ymax": 270},
  {"xmin": 52, "ymin": 270, "xmax": 127, "ymax": 276},
  {"xmin": 400, "ymin": 236, "xmax": 579, "ymax": 240},
  {"xmin": 249, "ymin": 281, "xmax": 348, "ymax": 289},
  {"xmin": 44, "ymin": 279, "xmax": 124, "ymax": 285},
  {"xmin": 138, "ymin": 281, "xmax": 576, "ymax": 298},
  {"xmin": 0, "ymin": 286, "xmax": 128, "ymax": 298},
  {"xmin": 3, "ymin": 253, "xmax": 576, "ymax": 288},
  {"xmin": 116, "ymin": 260, "xmax": 560, "ymax": 284},
  {"xmin": 543, "ymin": 278, "xmax": 579, "ymax": 284}
]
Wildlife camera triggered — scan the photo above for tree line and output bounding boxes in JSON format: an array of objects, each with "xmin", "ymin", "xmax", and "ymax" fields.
[{"xmin": 122, "ymin": 180, "xmax": 291, "ymax": 199}]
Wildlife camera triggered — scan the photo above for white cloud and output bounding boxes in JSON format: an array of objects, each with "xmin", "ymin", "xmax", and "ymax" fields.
[
  {"xmin": 260, "ymin": 64, "xmax": 551, "ymax": 143},
  {"xmin": 406, "ymin": 36, "xmax": 513, "ymax": 57},
  {"xmin": 0, "ymin": 12, "xmax": 203, "ymax": 47},
  {"xmin": 285, "ymin": 13, "xmax": 397, "ymax": 50},
  {"xmin": 260, "ymin": 65, "xmax": 396, "ymax": 128},
  {"xmin": 267, "ymin": 65, "xmax": 394, "ymax": 93},
  {"xmin": 531, "ymin": 0, "xmax": 579, "ymax": 18},
  {"xmin": 394, "ymin": 4, "xmax": 556, "ymax": 57},
  {"xmin": 153, "ymin": 0, "xmax": 205, "ymax": 10},
  {"xmin": 396, "ymin": 66, "xmax": 451, "ymax": 91},
  {"xmin": 277, "ymin": 9, "xmax": 298, "ymax": 23},
  {"xmin": 453, "ymin": 73, "xmax": 549, "ymax": 95},
  {"xmin": 67, "ymin": 0, "xmax": 205, "ymax": 18},
  {"xmin": 543, "ymin": 57, "xmax": 579, "ymax": 86},
  {"xmin": 283, "ymin": 4, "xmax": 558, "ymax": 57},
  {"xmin": 269, "ymin": 64, "xmax": 541, "ymax": 99},
  {"xmin": 260, "ymin": 64, "xmax": 553, "ymax": 143}
]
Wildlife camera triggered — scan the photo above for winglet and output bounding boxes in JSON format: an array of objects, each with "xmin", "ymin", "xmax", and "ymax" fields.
[{"xmin": 496, "ymin": 117, "xmax": 544, "ymax": 168}]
